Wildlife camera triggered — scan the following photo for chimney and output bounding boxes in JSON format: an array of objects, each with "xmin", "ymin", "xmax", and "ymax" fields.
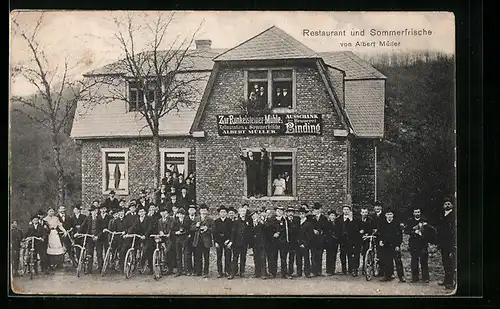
[{"xmin": 195, "ymin": 39, "xmax": 212, "ymax": 50}]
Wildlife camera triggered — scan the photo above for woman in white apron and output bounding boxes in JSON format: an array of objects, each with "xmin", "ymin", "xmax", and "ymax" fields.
[{"xmin": 43, "ymin": 208, "xmax": 68, "ymax": 270}]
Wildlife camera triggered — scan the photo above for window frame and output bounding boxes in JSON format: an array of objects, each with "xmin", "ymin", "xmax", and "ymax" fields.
[
  {"xmin": 242, "ymin": 147, "xmax": 297, "ymax": 201},
  {"xmin": 127, "ymin": 79, "xmax": 161, "ymax": 112},
  {"xmin": 101, "ymin": 148, "xmax": 129, "ymax": 195},
  {"xmin": 244, "ymin": 68, "xmax": 297, "ymax": 111},
  {"xmin": 160, "ymin": 148, "xmax": 191, "ymax": 179}
]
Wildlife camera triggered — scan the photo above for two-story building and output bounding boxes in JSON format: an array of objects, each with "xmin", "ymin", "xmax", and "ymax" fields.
[{"xmin": 70, "ymin": 26, "xmax": 386, "ymax": 212}]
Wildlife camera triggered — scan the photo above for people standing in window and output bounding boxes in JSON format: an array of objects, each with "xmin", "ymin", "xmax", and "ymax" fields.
[
  {"xmin": 257, "ymin": 148, "xmax": 270, "ymax": 197},
  {"xmin": 283, "ymin": 171, "xmax": 291, "ymax": 195},
  {"xmin": 275, "ymin": 87, "xmax": 282, "ymax": 107},
  {"xmin": 240, "ymin": 150, "xmax": 258, "ymax": 198},
  {"xmin": 281, "ymin": 88, "xmax": 291, "ymax": 108},
  {"xmin": 273, "ymin": 173, "xmax": 287, "ymax": 196}
]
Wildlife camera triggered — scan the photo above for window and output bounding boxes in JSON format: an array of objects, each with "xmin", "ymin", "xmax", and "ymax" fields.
[
  {"xmin": 128, "ymin": 80, "xmax": 160, "ymax": 112},
  {"xmin": 160, "ymin": 148, "xmax": 190, "ymax": 178},
  {"xmin": 245, "ymin": 68, "xmax": 296, "ymax": 110},
  {"xmin": 241, "ymin": 148, "xmax": 296, "ymax": 200},
  {"xmin": 102, "ymin": 148, "xmax": 129, "ymax": 194}
]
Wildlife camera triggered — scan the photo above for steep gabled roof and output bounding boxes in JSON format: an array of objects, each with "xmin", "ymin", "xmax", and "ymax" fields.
[
  {"xmin": 214, "ymin": 26, "xmax": 320, "ymax": 61},
  {"xmin": 320, "ymin": 51, "xmax": 386, "ymax": 80}
]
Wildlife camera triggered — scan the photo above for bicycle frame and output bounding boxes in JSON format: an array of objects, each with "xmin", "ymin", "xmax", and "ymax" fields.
[
  {"xmin": 74, "ymin": 233, "xmax": 95, "ymax": 277},
  {"xmin": 101, "ymin": 229, "xmax": 125, "ymax": 276},
  {"xmin": 23, "ymin": 236, "xmax": 43, "ymax": 279},
  {"xmin": 123, "ymin": 234, "xmax": 145, "ymax": 279},
  {"xmin": 149, "ymin": 234, "xmax": 167, "ymax": 280}
]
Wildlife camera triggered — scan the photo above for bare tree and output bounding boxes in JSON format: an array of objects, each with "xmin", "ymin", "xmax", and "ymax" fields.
[
  {"xmin": 11, "ymin": 13, "xmax": 99, "ymax": 209},
  {"xmin": 94, "ymin": 12, "xmax": 205, "ymax": 188}
]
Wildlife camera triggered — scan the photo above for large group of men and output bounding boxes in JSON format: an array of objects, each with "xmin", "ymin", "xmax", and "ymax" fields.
[{"xmin": 11, "ymin": 181, "xmax": 456, "ymax": 290}]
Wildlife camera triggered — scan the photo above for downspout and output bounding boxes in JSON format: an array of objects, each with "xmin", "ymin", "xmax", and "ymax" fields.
[{"xmin": 374, "ymin": 140, "xmax": 378, "ymax": 201}]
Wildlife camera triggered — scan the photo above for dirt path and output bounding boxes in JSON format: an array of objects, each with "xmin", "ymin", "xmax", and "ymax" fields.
[{"xmin": 12, "ymin": 272, "xmax": 450, "ymax": 296}]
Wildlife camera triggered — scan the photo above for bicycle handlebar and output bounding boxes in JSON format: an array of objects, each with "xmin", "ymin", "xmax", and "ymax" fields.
[
  {"xmin": 74, "ymin": 233, "xmax": 95, "ymax": 238},
  {"xmin": 123, "ymin": 234, "xmax": 145, "ymax": 239},
  {"xmin": 103, "ymin": 229, "xmax": 125, "ymax": 235},
  {"xmin": 24, "ymin": 236, "xmax": 44, "ymax": 242},
  {"xmin": 150, "ymin": 234, "xmax": 167, "ymax": 238}
]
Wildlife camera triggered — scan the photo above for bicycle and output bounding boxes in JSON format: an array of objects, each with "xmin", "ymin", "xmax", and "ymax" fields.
[
  {"xmin": 60, "ymin": 228, "xmax": 77, "ymax": 268},
  {"xmin": 101, "ymin": 229, "xmax": 125, "ymax": 276},
  {"xmin": 22, "ymin": 236, "xmax": 44, "ymax": 280},
  {"xmin": 73, "ymin": 233, "xmax": 95, "ymax": 277},
  {"xmin": 123, "ymin": 234, "xmax": 145, "ymax": 279},
  {"xmin": 150, "ymin": 234, "xmax": 167, "ymax": 280},
  {"xmin": 362, "ymin": 234, "xmax": 381, "ymax": 281}
]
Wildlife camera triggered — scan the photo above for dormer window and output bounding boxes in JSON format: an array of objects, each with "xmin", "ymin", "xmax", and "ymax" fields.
[
  {"xmin": 245, "ymin": 68, "xmax": 296, "ymax": 111},
  {"xmin": 128, "ymin": 80, "xmax": 160, "ymax": 112}
]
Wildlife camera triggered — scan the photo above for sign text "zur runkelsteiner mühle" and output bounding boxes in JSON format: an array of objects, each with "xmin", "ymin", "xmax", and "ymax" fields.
[{"xmin": 217, "ymin": 114, "xmax": 323, "ymax": 136}]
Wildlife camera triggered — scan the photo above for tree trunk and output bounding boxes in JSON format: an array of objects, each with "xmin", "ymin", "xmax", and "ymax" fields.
[
  {"xmin": 153, "ymin": 132, "xmax": 161, "ymax": 189},
  {"xmin": 51, "ymin": 132, "xmax": 65, "ymax": 209}
]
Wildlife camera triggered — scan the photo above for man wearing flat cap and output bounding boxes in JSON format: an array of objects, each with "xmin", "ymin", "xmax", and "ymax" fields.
[
  {"xmin": 213, "ymin": 206, "xmax": 233, "ymax": 278},
  {"xmin": 192, "ymin": 204, "xmax": 214, "ymax": 278},
  {"xmin": 296, "ymin": 206, "xmax": 314, "ymax": 277},
  {"xmin": 325, "ymin": 209, "xmax": 340, "ymax": 275},
  {"xmin": 310, "ymin": 202, "xmax": 328, "ymax": 277},
  {"xmin": 172, "ymin": 208, "xmax": 191, "ymax": 276},
  {"xmin": 267, "ymin": 206, "xmax": 293, "ymax": 279},
  {"xmin": 335, "ymin": 205, "xmax": 354, "ymax": 275},
  {"xmin": 78, "ymin": 204, "xmax": 100, "ymax": 273},
  {"xmin": 379, "ymin": 208, "xmax": 406, "ymax": 283}
]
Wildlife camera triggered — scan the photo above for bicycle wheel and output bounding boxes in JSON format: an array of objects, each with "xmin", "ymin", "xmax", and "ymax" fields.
[
  {"xmin": 364, "ymin": 249, "xmax": 373, "ymax": 281},
  {"xmin": 76, "ymin": 249, "xmax": 85, "ymax": 277},
  {"xmin": 83, "ymin": 254, "xmax": 91, "ymax": 275},
  {"xmin": 152, "ymin": 249, "xmax": 161, "ymax": 280},
  {"xmin": 374, "ymin": 251, "xmax": 381, "ymax": 277},
  {"xmin": 29, "ymin": 251, "xmax": 34, "ymax": 280},
  {"xmin": 124, "ymin": 249, "xmax": 134, "ymax": 279},
  {"xmin": 101, "ymin": 248, "xmax": 112, "ymax": 276}
]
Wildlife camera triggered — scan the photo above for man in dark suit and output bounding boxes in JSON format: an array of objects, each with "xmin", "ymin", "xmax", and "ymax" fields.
[
  {"xmin": 107, "ymin": 207, "xmax": 126, "ymax": 268},
  {"xmin": 172, "ymin": 208, "xmax": 192, "ymax": 277},
  {"xmin": 10, "ymin": 220, "xmax": 23, "ymax": 277},
  {"xmin": 95, "ymin": 204, "xmax": 111, "ymax": 272},
  {"xmin": 57, "ymin": 205, "xmax": 75, "ymax": 266},
  {"xmin": 267, "ymin": 206, "xmax": 293, "ymax": 279},
  {"xmin": 437, "ymin": 198, "xmax": 456, "ymax": 290},
  {"xmin": 358, "ymin": 207, "xmax": 375, "ymax": 275},
  {"xmin": 310, "ymin": 202, "xmax": 328, "ymax": 277},
  {"xmin": 228, "ymin": 207, "xmax": 250, "ymax": 279},
  {"xmin": 78, "ymin": 205, "xmax": 100, "ymax": 273},
  {"xmin": 136, "ymin": 189, "xmax": 151, "ymax": 210},
  {"xmin": 281, "ymin": 88, "xmax": 291, "ymax": 108},
  {"xmin": 296, "ymin": 206, "xmax": 313, "ymax": 278},
  {"xmin": 325, "ymin": 209, "xmax": 340, "ymax": 275},
  {"xmin": 192, "ymin": 204, "xmax": 214, "ymax": 278},
  {"xmin": 103, "ymin": 190, "xmax": 120, "ymax": 210},
  {"xmin": 349, "ymin": 207, "xmax": 372, "ymax": 277},
  {"xmin": 336, "ymin": 205, "xmax": 354, "ymax": 275},
  {"xmin": 167, "ymin": 194, "xmax": 180, "ymax": 214},
  {"xmin": 178, "ymin": 187, "xmax": 193, "ymax": 210},
  {"xmin": 161, "ymin": 170, "xmax": 174, "ymax": 187},
  {"xmin": 213, "ymin": 206, "xmax": 233, "ymax": 278},
  {"xmin": 155, "ymin": 184, "xmax": 169, "ymax": 211},
  {"xmin": 157, "ymin": 205, "xmax": 175, "ymax": 275},
  {"xmin": 249, "ymin": 211, "xmax": 268, "ymax": 279},
  {"xmin": 379, "ymin": 209, "xmax": 406, "ymax": 282},
  {"xmin": 72, "ymin": 205, "xmax": 87, "ymax": 232},
  {"xmin": 185, "ymin": 204, "xmax": 198, "ymax": 275},
  {"xmin": 126, "ymin": 207, "xmax": 153, "ymax": 273},
  {"xmin": 240, "ymin": 150, "xmax": 259, "ymax": 198},
  {"xmin": 405, "ymin": 207, "xmax": 434, "ymax": 283},
  {"xmin": 285, "ymin": 207, "xmax": 299, "ymax": 277},
  {"xmin": 185, "ymin": 177, "xmax": 196, "ymax": 203},
  {"xmin": 26, "ymin": 215, "xmax": 49, "ymax": 275}
]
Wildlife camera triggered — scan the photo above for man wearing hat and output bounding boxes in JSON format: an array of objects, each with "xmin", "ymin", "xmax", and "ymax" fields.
[
  {"xmin": 123, "ymin": 201, "xmax": 138, "ymax": 230},
  {"xmin": 296, "ymin": 206, "xmax": 313, "ymax": 277},
  {"xmin": 155, "ymin": 184, "xmax": 169, "ymax": 211},
  {"xmin": 192, "ymin": 204, "xmax": 214, "ymax": 278},
  {"xmin": 96, "ymin": 203, "xmax": 112, "ymax": 272},
  {"xmin": 436, "ymin": 197, "xmax": 456, "ymax": 290},
  {"xmin": 136, "ymin": 189, "xmax": 151, "ymax": 210},
  {"xmin": 267, "ymin": 206, "xmax": 293, "ymax": 279},
  {"xmin": 26, "ymin": 214, "xmax": 49, "ymax": 275},
  {"xmin": 227, "ymin": 207, "xmax": 237, "ymax": 221},
  {"xmin": 285, "ymin": 207, "xmax": 299, "ymax": 277},
  {"xmin": 257, "ymin": 148, "xmax": 270, "ymax": 197},
  {"xmin": 127, "ymin": 206, "xmax": 153, "ymax": 274},
  {"xmin": 213, "ymin": 206, "xmax": 233, "ymax": 278},
  {"xmin": 184, "ymin": 204, "xmax": 198, "ymax": 275},
  {"xmin": 172, "ymin": 208, "xmax": 191, "ymax": 277},
  {"xmin": 325, "ymin": 209, "xmax": 340, "ymax": 276},
  {"xmin": 107, "ymin": 207, "xmax": 126, "ymax": 270},
  {"xmin": 310, "ymin": 202, "xmax": 328, "ymax": 277},
  {"xmin": 228, "ymin": 207, "xmax": 250, "ymax": 279},
  {"xmin": 103, "ymin": 190, "xmax": 120, "ymax": 210},
  {"xmin": 378, "ymin": 208, "xmax": 406, "ymax": 283},
  {"xmin": 157, "ymin": 205, "xmax": 175, "ymax": 275},
  {"xmin": 166, "ymin": 193, "xmax": 180, "ymax": 214},
  {"xmin": 335, "ymin": 205, "xmax": 354, "ymax": 275},
  {"xmin": 249, "ymin": 211, "xmax": 268, "ymax": 279},
  {"xmin": 78, "ymin": 204, "xmax": 100, "ymax": 273},
  {"xmin": 405, "ymin": 207, "xmax": 434, "ymax": 283},
  {"xmin": 178, "ymin": 186, "xmax": 193, "ymax": 211}
]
